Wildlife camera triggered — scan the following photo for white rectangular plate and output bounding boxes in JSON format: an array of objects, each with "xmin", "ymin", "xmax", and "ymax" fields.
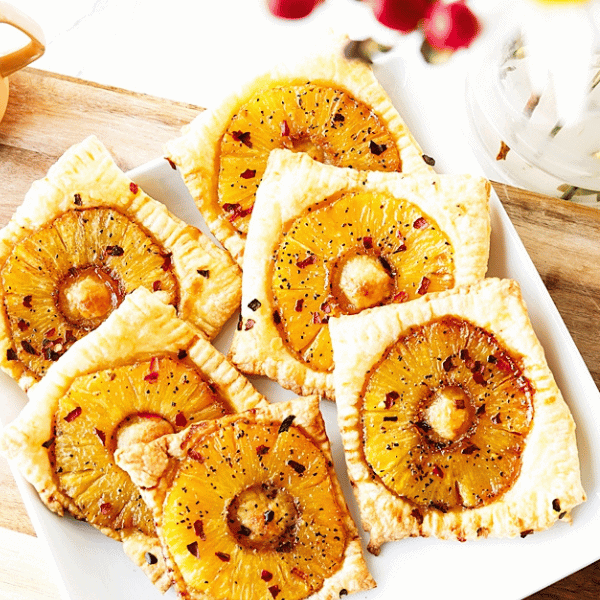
[{"xmin": 2, "ymin": 54, "xmax": 600, "ymax": 600}]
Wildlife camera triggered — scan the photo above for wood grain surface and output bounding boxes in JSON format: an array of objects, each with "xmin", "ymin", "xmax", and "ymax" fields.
[{"xmin": 0, "ymin": 67, "xmax": 598, "ymax": 600}]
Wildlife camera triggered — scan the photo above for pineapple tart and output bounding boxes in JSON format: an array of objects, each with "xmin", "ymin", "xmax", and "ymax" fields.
[
  {"xmin": 329, "ymin": 278, "xmax": 586, "ymax": 553},
  {"xmin": 115, "ymin": 396, "xmax": 376, "ymax": 600},
  {"xmin": 0, "ymin": 287, "xmax": 267, "ymax": 591},
  {"xmin": 165, "ymin": 33, "xmax": 435, "ymax": 265},
  {"xmin": 229, "ymin": 149, "xmax": 490, "ymax": 399},
  {"xmin": 0, "ymin": 135, "xmax": 241, "ymax": 390}
]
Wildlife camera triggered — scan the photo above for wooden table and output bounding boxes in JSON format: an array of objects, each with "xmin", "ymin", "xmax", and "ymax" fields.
[{"xmin": 0, "ymin": 68, "xmax": 598, "ymax": 600}]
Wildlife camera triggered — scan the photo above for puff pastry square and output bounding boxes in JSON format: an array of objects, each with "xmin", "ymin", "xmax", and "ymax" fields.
[
  {"xmin": 0, "ymin": 287, "xmax": 266, "ymax": 591},
  {"xmin": 0, "ymin": 136, "xmax": 241, "ymax": 389},
  {"xmin": 229, "ymin": 149, "xmax": 490, "ymax": 399},
  {"xmin": 329, "ymin": 278, "xmax": 586, "ymax": 553},
  {"xmin": 116, "ymin": 396, "xmax": 375, "ymax": 600},
  {"xmin": 165, "ymin": 33, "xmax": 435, "ymax": 265}
]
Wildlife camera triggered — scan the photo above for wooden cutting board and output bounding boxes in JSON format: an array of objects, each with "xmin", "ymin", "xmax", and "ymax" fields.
[{"xmin": 0, "ymin": 67, "xmax": 599, "ymax": 600}]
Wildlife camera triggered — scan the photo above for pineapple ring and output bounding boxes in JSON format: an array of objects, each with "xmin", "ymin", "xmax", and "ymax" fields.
[
  {"xmin": 271, "ymin": 190, "xmax": 455, "ymax": 374},
  {"xmin": 165, "ymin": 34, "xmax": 435, "ymax": 264},
  {"xmin": 330, "ymin": 278, "xmax": 586, "ymax": 551},
  {"xmin": 116, "ymin": 397, "xmax": 376, "ymax": 600},
  {"xmin": 362, "ymin": 316, "xmax": 533, "ymax": 512},
  {"xmin": 229, "ymin": 149, "xmax": 490, "ymax": 399},
  {"xmin": 0, "ymin": 288, "xmax": 267, "ymax": 591},
  {"xmin": 217, "ymin": 84, "xmax": 401, "ymax": 236},
  {"xmin": 0, "ymin": 136, "xmax": 242, "ymax": 390}
]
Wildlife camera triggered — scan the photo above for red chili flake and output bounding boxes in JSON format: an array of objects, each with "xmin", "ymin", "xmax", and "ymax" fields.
[
  {"xmin": 476, "ymin": 403, "xmax": 486, "ymax": 415},
  {"xmin": 362, "ymin": 236, "xmax": 373, "ymax": 249},
  {"xmin": 288, "ymin": 460, "xmax": 306, "ymax": 475},
  {"xmin": 232, "ymin": 130, "xmax": 253, "ymax": 148},
  {"xmin": 294, "ymin": 299, "xmax": 304, "ymax": 312},
  {"xmin": 273, "ymin": 310, "xmax": 281, "ymax": 325},
  {"xmin": 46, "ymin": 328, "xmax": 56, "ymax": 338},
  {"xmin": 166, "ymin": 157, "xmax": 177, "ymax": 170},
  {"xmin": 417, "ymin": 277, "xmax": 430, "ymax": 295},
  {"xmin": 64, "ymin": 407, "xmax": 82, "ymax": 422},
  {"xmin": 520, "ymin": 529, "xmax": 534, "ymax": 538},
  {"xmin": 215, "ymin": 551, "xmax": 230, "ymax": 562},
  {"xmin": 442, "ymin": 356, "xmax": 455, "ymax": 372},
  {"xmin": 192, "ymin": 519, "xmax": 206, "ymax": 540},
  {"xmin": 73, "ymin": 193, "xmax": 83, "ymax": 206},
  {"xmin": 278, "ymin": 414, "xmax": 295, "ymax": 433},
  {"xmin": 240, "ymin": 168, "xmax": 256, "ymax": 179},
  {"xmin": 244, "ymin": 319, "xmax": 255, "ymax": 331},
  {"xmin": 413, "ymin": 217, "xmax": 428, "ymax": 229},
  {"xmin": 130, "ymin": 182, "xmax": 139, "ymax": 194},
  {"xmin": 21, "ymin": 340, "xmax": 38, "ymax": 355},
  {"xmin": 65, "ymin": 330, "xmax": 77, "ymax": 344},
  {"xmin": 473, "ymin": 371, "xmax": 486, "ymax": 386},
  {"xmin": 552, "ymin": 499, "xmax": 561, "ymax": 513},
  {"xmin": 152, "ymin": 280, "xmax": 161, "ymax": 291},
  {"xmin": 106, "ymin": 245, "xmax": 124, "ymax": 257},
  {"xmin": 312, "ymin": 312, "xmax": 328, "ymax": 324},
  {"xmin": 280, "ymin": 120, "xmax": 290, "ymax": 136},
  {"xmin": 223, "ymin": 203, "xmax": 240, "ymax": 213},
  {"xmin": 188, "ymin": 448, "xmax": 205, "ymax": 462},
  {"xmin": 268, "ymin": 585, "xmax": 281, "ymax": 598},
  {"xmin": 175, "ymin": 412, "xmax": 187, "ymax": 428},
  {"xmin": 144, "ymin": 371, "xmax": 159, "ymax": 383},
  {"xmin": 296, "ymin": 254, "xmax": 316, "ymax": 269},
  {"xmin": 95, "ymin": 428, "xmax": 106, "ymax": 446},
  {"xmin": 42, "ymin": 438, "xmax": 55, "ymax": 449},
  {"xmin": 100, "ymin": 502, "xmax": 112, "ymax": 515},
  {"xmin": 17, "ymin": 319, "xmax": 29, "ymax": 331},
  {"xmin": 6, "ymin": 348, "xmax": 17, "ymax": 361},
  {"xmin": 495, "ymin": 356, "xmax": 512, "ymax": 373},
  {"xmin": 256, "ymin": 444, "xmax": 270, "ymax": 456},
  {"xmin": 161, "ymin": 253, "xmax": 172, "ymax": 271},
  {"xmin": 177, "ymin": 349, "xmax": 188, "ymax": 360},
  {"xmin": 248, "ymin": 298, "xmax": 261, "ymax": 311},
  {"xmin": 491, "ymin": 413, "xmax": 502, "ymax": 424},
  {"xmin": 411, "ymin": 508, "xmax": 424, "ymax": 525},
  {"xmin": 384, "ymin": 391, "xmax": 399, "ymax": 409},
  {"xmin": 378, "ymin": 255, "xmax": 393, "ymax": 273},
  {"xmin": 432, "ymin": 465, "xmax": 444, "ymax": 478},
  {"xmin": 393, "ymin": 291, "xmax": 409, "ymax": 303},
  {"xmin": 422, "ymin": 154, "xmax": 436, "ymax": 166},
  {"xmin": 395, "ymin": 235, "xmax": 407, "ymax": 252},
  {"xmin": 261, "ymin": 570, "xmax": 273, "ymax": 582},
  {"xmin": 187, "ymin": 541, "xmax": 200, "ymax": 557},
  {"xmin": 333, "ymin": 112, "xmax": 345, "ymax": 123},
  {"xmin": 461, "ymin": 444, "xmax": 479, "ymax": 455},
  {"xmin": 369, "ymin": 141, "xmax": 387, "ymax": 155},
  {"xmin": 321, "ymin": 302, "xmax": 332, "ymax": 314},
  {"xmin": 23, "ymin": 295, "xmax": 32, "ymax": 308}
]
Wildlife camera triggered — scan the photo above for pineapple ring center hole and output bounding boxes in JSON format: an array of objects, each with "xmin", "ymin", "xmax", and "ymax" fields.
[
  {"xmin": 422, "ymin": 386, "xmax": 473, "ymax": 442},
  {"xmin": 115, "ymin": 414, "xmax": 174, "ymax": 451},
  {"xmin": 227, "ymin": 483, "xmax": 299, "ymax": 551},
  {"xmin": 58, "ymin": 266, "xmax": 122, "ymax": 328},
  {"xmin": 335, "ymin": 253, "xmax": 394, "ymax": 312}
]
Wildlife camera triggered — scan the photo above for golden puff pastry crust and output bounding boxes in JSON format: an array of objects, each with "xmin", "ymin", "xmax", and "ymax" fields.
[
  {"xmin": 0, "ymin": 287, "xmax": 266, "ymax": 591},
  {"xmin": 329, "ymin": 278, "xmax": 586, "ymax": 553},
  {"xmin": 229, "ymin": 149, "xmax": 490, "ymax": 399},
  {"xmin": 116, "ymin": 396, "xmax": 376, "ymax": 600},
  {"xmin": 165, "ymin": 33, "xmax": 435, "ymax": 265},
  {"xmin": 0, "ymin": 135, "xmax": 241, "ymax": 390}
]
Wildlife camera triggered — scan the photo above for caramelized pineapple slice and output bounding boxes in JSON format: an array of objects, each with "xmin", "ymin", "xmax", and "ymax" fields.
[
  {"xmin": 116, "ymin": 398, "xmax": 376, "ymax": 600},
  {"xmin": 362, "ymin": 316, "xmax": 533, "ymax": 512},
  {"xmin": 272, "ymin": 191, "xmax": 454, "ymax": 373},
  {"xmin": 53, "ymin": 356, "xmax": 229, "ymax": 535},
  {"xmin": 2, "ymin": 208, "xmax": 177, "ymax": 379},
  {"xmin": 219, "ymin": 85, "xmax": 401, "ymax": 235}
]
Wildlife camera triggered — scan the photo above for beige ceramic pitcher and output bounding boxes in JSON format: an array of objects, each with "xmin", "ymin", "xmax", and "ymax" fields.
[{"xmin": 0, "ymin": 2, "xmax": 45, "ymax": 121}]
